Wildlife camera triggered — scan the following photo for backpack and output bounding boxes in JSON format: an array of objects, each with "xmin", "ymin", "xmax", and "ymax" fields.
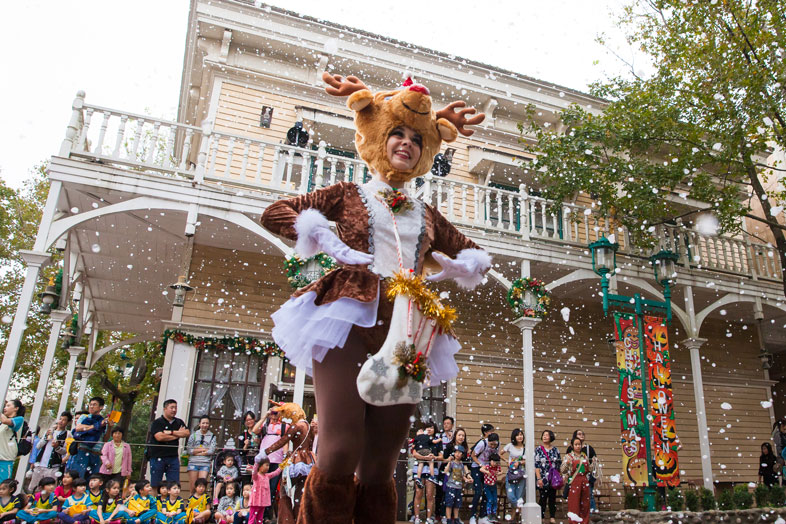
[{"xmin": 11, "ymin": 420, "xmax": 32, "ymax": 456}]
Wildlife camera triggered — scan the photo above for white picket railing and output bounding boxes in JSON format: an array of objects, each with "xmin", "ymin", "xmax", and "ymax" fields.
[{"xmin": 58, "ymin": 92, "xmax": 783, "ymax": 282}]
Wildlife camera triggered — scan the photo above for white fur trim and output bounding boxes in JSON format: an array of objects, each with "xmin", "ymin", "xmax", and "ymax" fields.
[
  {"xmin": 453, "ymin": 248, "xmax": 492, "ymax": 290},
  {"xmin": 294, "ymin": 208, "xmax": 330, "ymax": 258}
]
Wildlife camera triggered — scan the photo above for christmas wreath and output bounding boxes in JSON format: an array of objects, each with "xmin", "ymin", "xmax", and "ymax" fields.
[
  {"xmin": 159, "ymin": 329, "xmax": 286, "ymax": 359},
  {"xmin": 284, "ymin": 253, "xmax": 337, "ymax": 289},
  {"xmin": 507, "ymin": 277, "xmax": 551, "ymax": 318}
]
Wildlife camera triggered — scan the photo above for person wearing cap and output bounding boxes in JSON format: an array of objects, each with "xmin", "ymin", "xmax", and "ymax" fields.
[
  {"xmin": 443, "ymin": 445, "xmax": 472, "ymax": 524},
  {"xmin": 260, "ymin": 72, "xmax": 489, "ymax": 524}
]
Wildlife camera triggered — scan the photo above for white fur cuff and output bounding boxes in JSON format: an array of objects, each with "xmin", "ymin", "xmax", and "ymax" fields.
[
  {"xmin": 294, "ymin": 208, "xmax": 329, "ymax": 258},
  {"xmin": 454, "ymin": 248, "xmax": 492, "ymax": 290}
]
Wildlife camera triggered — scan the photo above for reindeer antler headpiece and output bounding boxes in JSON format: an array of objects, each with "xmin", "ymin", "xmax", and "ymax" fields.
[
  {"xmin": 323, "ymin": 72, "xmax": 485, "ymax": 184},
  {"xmin": 269, "ymin": 400, "xmax": 306, "ymax": 423}
]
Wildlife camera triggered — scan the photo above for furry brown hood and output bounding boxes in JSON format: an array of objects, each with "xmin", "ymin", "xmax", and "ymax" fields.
[{"xmin": 323, "ymin": 73, "xmax": 485, "ymax": 185}]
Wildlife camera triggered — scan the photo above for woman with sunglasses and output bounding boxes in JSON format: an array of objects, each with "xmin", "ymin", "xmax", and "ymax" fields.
[{"xmin": 186, "ymin": 416, "xmax": 216, "ymax": 488}]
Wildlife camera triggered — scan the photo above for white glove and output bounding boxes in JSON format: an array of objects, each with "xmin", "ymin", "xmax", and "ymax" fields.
[
  {"xmin": 254, "ymin": 448, "xmax": 268, "ymax": 464},
  {"xmin": 426, "ymin": 252, "xmax": 480, "ymax": 283},
  {"xmin": 311, "ymin": 227, "xmax": 374, "ymax": 266}
]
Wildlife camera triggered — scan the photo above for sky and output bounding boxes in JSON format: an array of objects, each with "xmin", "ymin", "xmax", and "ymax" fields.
[{"xmin": 0, "ymin": 0, "xmax": 639, "ymax": 189}]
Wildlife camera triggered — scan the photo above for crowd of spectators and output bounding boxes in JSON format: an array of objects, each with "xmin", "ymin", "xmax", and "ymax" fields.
[{"xmin": 408, "ymin": 418, "xmax": 600, "ymax": 524}]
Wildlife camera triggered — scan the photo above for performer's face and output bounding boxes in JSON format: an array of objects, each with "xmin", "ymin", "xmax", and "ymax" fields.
[{"xmin": 386, "ymin": 126, "xmax": 422, "ymax": 172}]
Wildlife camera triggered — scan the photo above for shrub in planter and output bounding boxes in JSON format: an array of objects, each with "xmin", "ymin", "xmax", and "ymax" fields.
[
  {"xmin": 717, "ymin": 488, "xmax": 735, "ymax": 510},
  {"xmin": 754, "ymin": 483, "xmax": 770, "ymax": 507},
  {"xmin": 732, "ymin": 484, "xmax": 753, "ymax": 509},
  {"xmin": 624, "ymin": 491, "xmax": 638, "ymax": 510},
  {"xmin": 770, "ymin": 484, "xmax": 786, "ymax": 506},
  {"xmin": 684, "ymin": 489, "xmax": 699, "ymax": 512},
  {"xmin": 700, "ymin": 487, "xmax": 716, "ymax": 511},
  {"xmin": 666, "ymin": 489, "xmax": 685, "ymax": 511}
]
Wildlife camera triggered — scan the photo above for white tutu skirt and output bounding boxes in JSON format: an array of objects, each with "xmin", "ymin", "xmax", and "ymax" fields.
[{"xmin": 271, "ymin": 281, "xmax": 461, "ymax": 383}]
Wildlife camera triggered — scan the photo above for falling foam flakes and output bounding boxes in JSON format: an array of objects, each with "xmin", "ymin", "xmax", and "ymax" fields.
[
  {"xmin": 560, "ymin": 307, "xmax": 570, "ymax": 322},
  {"xmin": 1, "ymin": 315, "xmax": 11, "ymax": 324},
  {"xmin": 609, "ymin": 474, "xmax": 620, "ymax": 483},
  {"xmin": 762, "ymin": 400, "xmax": 773, "ymax": 409},
  {"xmin": 721, "ymin": 402, "xmax": 732, "ymax": 410},
  {"xmin": 91, "ymin": 244, "xmax": 101, "ymax": 253}
]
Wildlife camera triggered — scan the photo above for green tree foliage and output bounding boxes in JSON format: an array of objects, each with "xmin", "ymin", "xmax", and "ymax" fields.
[
  {"xmin": 0, "ymin": 165, "xmax": 59, "ymax": 399},
  {"xmin": 684, "ymin": 489, "xmax": 700, "ymax": 511},
  {"xmin": 700, "ymin": 486, "xmax": 716, "ymax": 510},
  {"xmin": 522, "ymin": 0, "xmax": 786, "ymax": 295},
  {"xmin": 732, "ymin": 484, "xmax": 753, "ymax": 509}
]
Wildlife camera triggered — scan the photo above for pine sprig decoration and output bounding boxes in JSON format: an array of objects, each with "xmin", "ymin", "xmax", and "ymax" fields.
[
  {"xmin": 507, "ymin": 277, "xmax": 551, "ymax": 318},
  {"xmin": 159, "ymin": 329, "xmax": 286, "ymax": 360},
  {"xmin": 284, "ymin": 252, "xmax": 337, "ymax": 289}
]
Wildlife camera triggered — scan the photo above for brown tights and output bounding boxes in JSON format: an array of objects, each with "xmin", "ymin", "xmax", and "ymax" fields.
[{"xmin": 312, "ymin": 309, "xmax": 415, "ymax": 483}]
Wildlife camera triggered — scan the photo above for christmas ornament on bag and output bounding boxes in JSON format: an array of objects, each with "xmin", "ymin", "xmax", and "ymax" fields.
[{"xmin": 356, "ymin": 271, "xmax": 456, "ymax": 406}]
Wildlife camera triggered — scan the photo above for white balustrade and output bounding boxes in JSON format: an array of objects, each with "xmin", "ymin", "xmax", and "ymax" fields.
[{"xmin": 59, "ymin": 93, "xmax": 782, "ymax": 282}]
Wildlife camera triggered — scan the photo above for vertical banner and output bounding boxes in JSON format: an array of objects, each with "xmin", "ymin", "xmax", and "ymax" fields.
[
  {"xmin": 643, "ymin": 315, "xmax": 680, "ymax": 487},
  {"xmin": 613, "ymin": 312, "xmax": 649, "ymax": 486}
]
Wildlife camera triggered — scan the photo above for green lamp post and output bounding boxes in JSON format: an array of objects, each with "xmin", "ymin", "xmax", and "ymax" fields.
[{"xmin": 589, "ymin": 237, "xmax": 678, "ymax": 512}]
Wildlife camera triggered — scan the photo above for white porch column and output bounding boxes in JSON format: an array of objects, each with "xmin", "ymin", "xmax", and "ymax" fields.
[
  {"xmin": 58, "ymin": 346, "xmax": 85, "ymax": 415},
  {"xmin": 293, "ymin": 367, "xmax": 306, "ymax": 407},
  {"xmin": 512, "ymin": 316, "xmax": 542, "ymax": 524},
  {"xmin": 156, "ymin": 340, "xmax": 198, "ymax": 418},
  {"xmin": 16, "ymin": 309, "xmax": 71, "ymax": 484},
  {"xmin": 0, "ymin": 251, "xmax": 51, "ymax": 402},
  {"xmin": 74, "ymin": 368, "xmax": 95, "ymax": 412},
  {"xmin": 682, "ymin": 337, "xmax": 714, "ymax": 490},
  {"xmin": 75, "ymin": 330, "xmax": 98, "ymax": 411}
]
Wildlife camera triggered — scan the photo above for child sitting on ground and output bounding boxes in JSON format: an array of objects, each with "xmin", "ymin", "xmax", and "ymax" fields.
[
  {"xmin": 58, "ymin": 477, "xmax": 90, "ymax": 524},
  {"xmin": 17, "ymin": 477, "xmax": 57, "ymax": 523},
  {"xmin": 0, "ymin": 480, "xmax": 25, "ymax": 523},
  {"xmin": 185, "ymin": 479, "xmax": 211, "ymax": 524},
  {"xmin": 213, "ymin": 455, "xmax": 240, "ymax": 506},
  {"xmin": 412, "ymin": 422, "xmax": 441, "ymax": 488},
  {"xmin": 55, "ymin": 470, "xmax": 77, "ymax": 510},
  {"xmin": 89, "ymin": 479, "xmax": 130, "ymax": 524},
  {"xmin": 155, "ymin": 484, "xmax": 169, "ymax": 513},
  {"xmin": 249, "ymin": 457, "xmax": 282, "ymax": 524},
  {"xmin": 126, "ymin": 480, "xmax": 158, "ymax": 524},
  {"xmin": 443, "ymin": 446, "xmax": 472, "ymax": 524},
  {"xmin": 214, "ymin": 482, "xmax": 240, "ymax": 524},
  {"xmin": 480, "ymin": 453, "xmax": 505, "ymax": 524},
  {"xmin": 156, "ymin": 482, "xmax": 186, "ymax": 524},
  {"xmin": 232, "ymin": 485, "xmax": 251, "ymax": 524},
  {"xmin": 86, "ymin": 474, "xmax": 104, "ymax": 512}
]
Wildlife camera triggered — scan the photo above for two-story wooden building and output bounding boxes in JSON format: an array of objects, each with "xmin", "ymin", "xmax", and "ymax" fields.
[{"xmin": 3, "ymin": 0, "xmax": 786, "ymax": 515}]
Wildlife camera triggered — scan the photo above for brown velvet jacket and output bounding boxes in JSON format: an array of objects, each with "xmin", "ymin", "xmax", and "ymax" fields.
[{"xmin": 261, "ymin": 182, "xmax": 479, "ymax": 305}]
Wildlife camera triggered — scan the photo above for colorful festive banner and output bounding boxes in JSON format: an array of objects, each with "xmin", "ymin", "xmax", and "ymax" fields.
[
  {"xmin": 643, "ymin": 315, "xmax": 680, "ymax": 487},
  {"xmin": 613, "ymin": 312, "xmax": 649, "ymax": 487}
]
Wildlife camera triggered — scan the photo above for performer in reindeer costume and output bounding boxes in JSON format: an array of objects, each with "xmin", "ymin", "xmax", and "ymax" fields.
[
  {"xmin": 258, "ymin": 72, "xmax": 491, "ymax": 524},
  {"xmin": 254, "ymin": 401, "xmax": 315, "ymax": 524}
]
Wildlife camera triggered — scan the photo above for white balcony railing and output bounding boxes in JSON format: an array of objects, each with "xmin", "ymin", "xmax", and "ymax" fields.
[{"xmin": 58, "ymin": 92, "xmax": 783, "ymax": 283}]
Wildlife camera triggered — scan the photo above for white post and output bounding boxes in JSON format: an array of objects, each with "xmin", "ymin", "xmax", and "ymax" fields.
[
  {"xmin": 58, "ymin": 346, "xmax": 85, "ymax": 415},
  {"xmin": 512, "ymin": 316, "xmax": 542, "ymax": 524},
  {"xmin": 0, "ymin": 251, "xmax": 51, "ymax": 402},
  {"xmin": 293, "ymin": 367, "xmax": 306, "ymax": 407},
  {"xmin": 16, "ymin": 309, "xmax": 71, "ymax": 484},
  {"xmin": 682, "ymin": 337, "xmax": 714, "ymax": 491},
  {"xmin": 74, "ymin": 368, "xmax": 95, "ymax": 412},
  {"xmin": 59, "ymin": 91, "xmax": 85, "ymax": 156}
]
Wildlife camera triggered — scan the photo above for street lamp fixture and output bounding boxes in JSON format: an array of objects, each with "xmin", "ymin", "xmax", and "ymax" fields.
[
  {"xmin": 588, "ymin": 240, "xmax": 679, "ymax": 513},
  {"xmin": 169, "ymin": 276, "xmax": 194, "ymax": 307},
  {"xmin": 39, "ymin": 276, "xmax": 60, "ymax": 315}
]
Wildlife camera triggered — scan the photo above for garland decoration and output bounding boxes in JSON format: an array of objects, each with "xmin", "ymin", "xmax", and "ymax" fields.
[
  {"xmin": 159, "ymin": 329, "xmax": 286, "ymax": 359},
  {"xmin": 507, "ymin": 277, "xmax": 551, "ymax": 318},
  {"xmin": 393, "ymin": 341, "xmax": 429, "ymax": 388},
  {"xmin": 378, "ymin": 188, "xmax": 414, "ymax": 213},
  {"xmin": 284, "ymin": 253, "xmax": 337, "ymax": 289},
  {"xmin": 385, "ymin": 270, "xmax": 456, "ymax": 336}
]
